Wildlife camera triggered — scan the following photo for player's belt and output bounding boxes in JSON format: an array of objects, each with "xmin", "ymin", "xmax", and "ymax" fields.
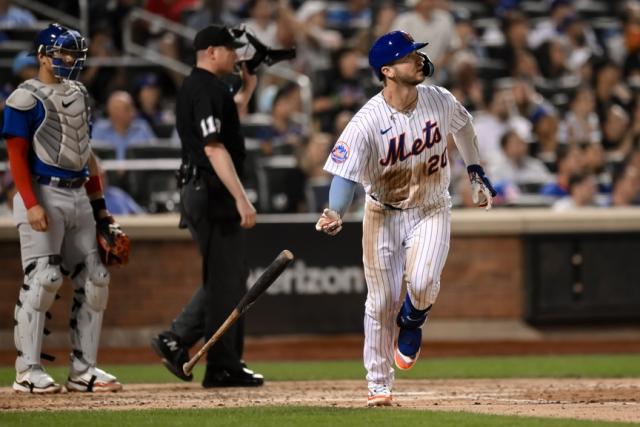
[
  {"xmin": 36, "ymin": 175, "xmax": 88, "ymax": 189},
  {"xmin": 369, "ymin": 195, "xmax": 402, "ymax": 211}
]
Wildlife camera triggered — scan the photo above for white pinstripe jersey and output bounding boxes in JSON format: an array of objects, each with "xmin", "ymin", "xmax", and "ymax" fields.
[{"xmin": 324, "ymin": 84, "xmax": 471, "ymax": 210}]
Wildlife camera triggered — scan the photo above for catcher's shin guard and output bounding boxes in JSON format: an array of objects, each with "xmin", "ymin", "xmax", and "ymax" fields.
[
  {"xmin": 69, "ymin": 253, "xmax": 109, "ymax": 366},
  {"xmin": 14, "ymin": 256, "xmax": 63, "ymax": 372}
]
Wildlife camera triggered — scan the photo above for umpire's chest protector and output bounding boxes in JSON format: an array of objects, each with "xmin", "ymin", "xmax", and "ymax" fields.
[{"xmin": 6, "ymin": 78, "xmax": 91, "ymax": 171}]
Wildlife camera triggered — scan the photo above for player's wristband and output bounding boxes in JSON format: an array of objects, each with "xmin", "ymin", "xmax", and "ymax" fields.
[{"xmin": 90, "ymin": 198, "xmax": 108, "ymax": 221}]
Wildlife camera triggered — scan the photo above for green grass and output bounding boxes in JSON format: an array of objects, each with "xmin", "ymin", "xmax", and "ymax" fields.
[
  {"xmin": 1, "ymin": 354, "xmax": 639, "ymax": 386},
  {"xmin": 0, "ymin": 407, "xmax": 637, "ymax": 427}
]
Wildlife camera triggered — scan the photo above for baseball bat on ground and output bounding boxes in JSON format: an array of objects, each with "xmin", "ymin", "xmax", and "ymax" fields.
[{"xmin": 183, "ymin": 249, "xmax": 295, "ymax": 376}]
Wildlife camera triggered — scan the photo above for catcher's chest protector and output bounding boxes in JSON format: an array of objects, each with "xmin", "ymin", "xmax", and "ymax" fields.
[{"xmin": 11, "ymin": 78, "xmax": 91, "ymax": 171}]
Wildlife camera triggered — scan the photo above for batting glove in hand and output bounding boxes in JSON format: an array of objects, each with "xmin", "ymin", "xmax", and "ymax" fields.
[
  {"xmin": 467, "ymin": 164, "xmax": 497, "ymax": 210},
  {"xmin": 315, "ymin": 208, "xmax": 343, "ymax": 236}
]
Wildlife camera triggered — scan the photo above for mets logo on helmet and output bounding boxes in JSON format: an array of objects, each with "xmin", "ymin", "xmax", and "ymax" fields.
[{"xmin": 330, "ymin": 141, "xmax": 350, "ymax": 163}]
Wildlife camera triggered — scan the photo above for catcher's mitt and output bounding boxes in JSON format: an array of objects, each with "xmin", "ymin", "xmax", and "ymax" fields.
[{"xmin": 96, "ymin": 216, "xmax": 130, "ymax": 266}]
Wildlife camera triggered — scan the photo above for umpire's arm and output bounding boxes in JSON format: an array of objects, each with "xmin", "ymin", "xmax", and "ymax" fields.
[{"xmin": 204, "ymin": 143, "xmax": 256, "ymax": 229}]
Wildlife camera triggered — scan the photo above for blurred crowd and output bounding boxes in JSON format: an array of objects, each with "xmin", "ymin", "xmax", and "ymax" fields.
[{"xmin": 1, "ymin": 0, "xmax": 640, "ymax": 215}]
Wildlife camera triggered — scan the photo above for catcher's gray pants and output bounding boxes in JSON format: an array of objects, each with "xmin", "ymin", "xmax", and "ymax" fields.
[{"xmin": 12, "ymin": 184, "xmax": 109, "ymax": 374}]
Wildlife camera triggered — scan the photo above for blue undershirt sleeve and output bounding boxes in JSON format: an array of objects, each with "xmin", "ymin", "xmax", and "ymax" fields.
[{"xmin": 329, "ymin": 175, "xmax": 357, "ymax": 217}]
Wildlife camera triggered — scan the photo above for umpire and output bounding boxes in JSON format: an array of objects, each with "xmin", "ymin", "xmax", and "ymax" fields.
[{"xmin": 152, "ymin": 25, "xmax": 262, "ymax": 387}]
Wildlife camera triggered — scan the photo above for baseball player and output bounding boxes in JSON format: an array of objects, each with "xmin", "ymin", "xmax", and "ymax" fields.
[
  {"xmin": 315, "ymin": 30, "xmax": 496, "ymax": 407},
  {"xmin": 3, "ymin": 23, "xmax": 122, "ymax": 393}
]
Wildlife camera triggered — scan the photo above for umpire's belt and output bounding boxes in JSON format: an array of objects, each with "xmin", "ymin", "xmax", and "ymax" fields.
[{"xmin": 36, "ymin": 175, "xmax": 88, "ymax": 189}]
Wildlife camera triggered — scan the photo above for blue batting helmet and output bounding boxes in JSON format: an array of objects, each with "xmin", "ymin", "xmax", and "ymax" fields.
[
  {"xmin": 33, "ymin": 23, "xmax": 87, "ymax": 81},
  {"xmin": 368, "ymin": 31, "xmax": 430, "ymax": 81}
]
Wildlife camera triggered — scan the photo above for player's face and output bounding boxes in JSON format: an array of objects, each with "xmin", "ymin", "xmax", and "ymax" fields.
[{"xmin": 388, "ymin": 51, "xmax": 425, "ymax": 85}]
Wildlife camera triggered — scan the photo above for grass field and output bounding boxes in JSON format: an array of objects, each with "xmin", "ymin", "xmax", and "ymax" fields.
[{"xmin": 1, "ymin": 354, "xmax": 639, "ymax": 427}]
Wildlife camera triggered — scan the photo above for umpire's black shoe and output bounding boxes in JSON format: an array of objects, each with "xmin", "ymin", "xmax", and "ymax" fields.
[
  {"xmin": 202, "ymin": 366, "xmax": 264, "ymax": 388},
  {"xmin": 151, "ymin": 331, "xmax": 193, "ymax": 382}
]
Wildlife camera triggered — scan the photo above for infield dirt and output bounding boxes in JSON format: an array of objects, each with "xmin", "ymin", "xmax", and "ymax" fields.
[{"xmin": 1, "ymin": 378, "xmax": 638, "ymax": 423}]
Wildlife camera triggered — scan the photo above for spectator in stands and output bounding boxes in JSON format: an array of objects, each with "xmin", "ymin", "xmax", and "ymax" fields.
[
  {"xmin": 0, "ymin": 51, "xmax": 37, "ymax": 129},
  {"xmin": 92, "ymin": 91, "xmax": 157, "ymax": 160},
  {"xmin": 185, "ymin": 0, "xmax": 237, "ymax": 31},
  {"xmin": 528, "ymin": 0, "xmax": 574, "ymax": 49},
  {"xmin": 552, "ymin": 172, "xmax": 599, "ymax": 210},
  {"xmin": 325, "ymin": 0, "xmax": 372, "ymax": 42},
  {"xmin": 81, "ymin": 25, "xmax": 127, "ymax": 108},
  {"xmin": 601, "ymin": 104, "xmax": 634, "ymax": 156},
  {"xmin": 498, "ymin": 11, "xmax": 532, "ymax": 76},
  {"xmin": 581, "ymin": 141, "xmax": 611, "ymax": 192},
  {"xmin": 0, "ymin": 171, "xmax": 15, "ymax": 215},
  {"xmin": 593, "ymin": 60, "xmax": 633, "ymax": 125},
  {"xmin": 256, "ymin": 82, "xmax": 304, "ymax": 156},
  {"xmin": 299, "ymin": 132, "xmax": 332, "ymax": 180},
  {"xmin": 535, "ymin": 38, "xmax": 574, "ymax": 81},
  {"xmin": 560, "ymin": 86, "xmax": 601, "ymax": 145},
  {"xmin": 278, "ymin": 0, "xmax": 343, "ymax": 75},
  {"xmin": 541, "ymin": 144, "xmax": 585, "ymax": 197},
  {"xmin": 610, "ymin": 163, "xmax": 640, "ymax": 206},
  {"xmin": 391, "ymin": 0, "xmax": 460, "ymax": 81},
  {"xmin": 449, "ymin": 51, "xmax": 484, "ymax": 112},
  {"xmin": 133, "ymin": 72, "xmax": 175, "ymax": 138},
  {"xmin": 474, "ymin": 82, "xmax": 530, "ymax": 165},
  {"xmin": 144, "ymin": 0, "xmax": 199, "ymax": 23},
  {"xmin": 312, "ymin": 47, "xmax": 371, "ymax": 132},
  {"xmin": 243, "ymin": 0, "xmax": 278, "ymax": 47},
  {"xmin": 299, "ymin": 132, "xmax": 333, "ymax": 210},
  {"xmin": 357, "ymin": 1, "xmax": 397, "ymax": 50},
  {"xmin": 490, "ymin": 129, "xmax": 553, "ymax": 191},
  {"xmin": 0, "ymin": 0, "xmax": 35, "ymax": 28}
]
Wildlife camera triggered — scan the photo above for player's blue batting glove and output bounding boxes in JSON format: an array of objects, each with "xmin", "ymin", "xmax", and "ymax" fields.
[{"xmin": 467, "ymin": 164, "xmax": 497, "ymax": 210}]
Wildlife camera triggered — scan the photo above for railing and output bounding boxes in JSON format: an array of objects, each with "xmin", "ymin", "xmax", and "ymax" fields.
[{"xmin": 12, "ymin": 0, "xmax": 89, "ymax": 37}]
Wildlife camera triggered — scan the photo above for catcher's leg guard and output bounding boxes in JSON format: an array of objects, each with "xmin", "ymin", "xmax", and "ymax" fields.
[
  {"xmin": 69, "ymin": 252, "xmax": 110, "ymax": 368},
  {"xmin": 14, "ymin": 256, "xmax": 63, "ymax": 372}
]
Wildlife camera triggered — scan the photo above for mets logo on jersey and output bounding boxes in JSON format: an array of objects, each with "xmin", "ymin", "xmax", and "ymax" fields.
[{"xmin": 331, "ymin": 141, "xmax": 350, "ymax": 163}]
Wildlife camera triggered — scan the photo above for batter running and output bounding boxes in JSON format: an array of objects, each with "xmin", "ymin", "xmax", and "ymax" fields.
[{"xmin": 315, "ymin": 30, "xmax": 496, "ymax": 406}]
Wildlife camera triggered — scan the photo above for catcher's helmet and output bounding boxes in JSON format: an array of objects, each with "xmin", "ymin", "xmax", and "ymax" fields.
[
  {"xmin": 33, "ymin": 23, "xmax": 87, "ymax": 80},
  {"xmin": 368, "ymin": 30, "xmax": 434, "ymax": 81}
]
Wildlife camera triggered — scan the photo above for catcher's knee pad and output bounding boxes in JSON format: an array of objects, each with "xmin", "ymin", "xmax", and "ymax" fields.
[
  {"xmin": 24, "ymin": 255, "xmax": 63, "ymax": 312},
  {"xmin": 84, "ymin": 252, "xmax": 110, "ymax": 311}
]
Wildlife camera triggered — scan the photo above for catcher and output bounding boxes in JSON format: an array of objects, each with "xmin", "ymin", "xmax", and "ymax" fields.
[{"xmin": 3, "ymin": 23, "xmax": 129, "ymax": 393}]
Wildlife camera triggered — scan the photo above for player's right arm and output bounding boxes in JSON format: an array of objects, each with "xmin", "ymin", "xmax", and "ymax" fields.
[
  {"xmin": 3, "ymin": 90, "xmax": 48, "ymax": 231},
  {"xmin": 315, "ymin": 176, "xmax": 357, "ymax": 236},
  {"xmin": 316, "ymin": 119, "xmax": 369, "ymax": 235}
]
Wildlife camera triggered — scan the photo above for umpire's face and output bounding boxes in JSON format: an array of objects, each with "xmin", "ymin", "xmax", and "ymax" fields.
[{"xmin": 210, "ymin": 45, "xmax": 238, "ymax": 75}]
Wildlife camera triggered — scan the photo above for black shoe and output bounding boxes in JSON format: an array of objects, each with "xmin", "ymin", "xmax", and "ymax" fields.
[
  {"xmin": 150, "ymin": 331, "xmax": 193, "ymax": 382},
  {"xmin": 202, "ymin": 366, "xmax": 264, "ymax": 388}
]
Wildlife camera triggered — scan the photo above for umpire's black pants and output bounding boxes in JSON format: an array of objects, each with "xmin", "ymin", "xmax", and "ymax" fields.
[{"xmin": 180, "ymin": 181, "xmax": 247, "ymax": 373}]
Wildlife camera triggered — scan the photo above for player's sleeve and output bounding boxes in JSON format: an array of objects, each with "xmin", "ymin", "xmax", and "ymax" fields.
[
  {"xmin": 437, "ymin": 86, "xmax": 472, "ymax": 134},
  {"xmin": 2, "ymin": 106, "xmax": 34, "ymax": 140},
  {"xmin": 323, "ymin": 121, "xmax": 370, "ymax": 184},
  {"xmin": 193, "ymin": 92, "xmax": 223, "ymax": 146}
]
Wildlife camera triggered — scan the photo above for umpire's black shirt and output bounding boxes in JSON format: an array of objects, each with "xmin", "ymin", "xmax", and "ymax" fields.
[{"xmin": 176, "ymin": 67, "xmax": 246, "ymax": 220}]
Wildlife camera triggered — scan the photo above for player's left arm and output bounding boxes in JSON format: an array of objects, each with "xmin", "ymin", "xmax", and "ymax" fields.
[
  {"xmin": 452, "ymin": 120, "xmax": 497, "ymax": 210},
  {"xmin": 85, "ymin": 151, "xmax": 130, "ymax": 265}
]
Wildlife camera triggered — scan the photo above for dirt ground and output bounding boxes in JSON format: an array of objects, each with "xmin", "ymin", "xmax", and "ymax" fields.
[{"xmin": 1, "ymin": 378, "xmax": 638, "ymax": 423}]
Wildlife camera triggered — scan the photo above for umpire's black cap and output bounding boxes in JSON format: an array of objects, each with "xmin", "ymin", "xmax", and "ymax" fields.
[{"xmin": 193, "ymin": 25, "xmax": 245, "ymax": 50}]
